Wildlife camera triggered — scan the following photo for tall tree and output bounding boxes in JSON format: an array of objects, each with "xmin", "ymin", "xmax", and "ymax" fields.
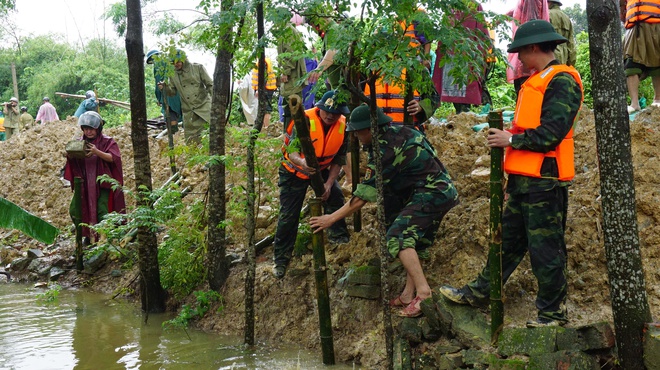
[
  {"xmin": 125, "ymin": 0, "xmax": 167, "ymax": 313},
  {"xmin": 586, "ymin": 0, "xmax": 651, "ymax": 368},
  {"xmin": 244, "ymin": 0, "xmax": 265, "ymax": 346},
  {"xmin": 206, "ymin": 0, "xmax": 234, "ymax": 291}
]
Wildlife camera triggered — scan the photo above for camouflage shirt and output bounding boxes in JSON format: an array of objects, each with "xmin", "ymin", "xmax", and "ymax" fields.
[
  {"xmin": 354, "ymin": 125, "xmax": 458, "ymax": 205},
  {"xmin": 508, "ymin": 61, "xmax": 583, "ymax": 195}
]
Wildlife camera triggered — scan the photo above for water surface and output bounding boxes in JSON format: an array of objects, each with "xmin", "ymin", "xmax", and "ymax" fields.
[{"xmin": 0, "ymin": 284, "xmax": 355, "ymax": 369}]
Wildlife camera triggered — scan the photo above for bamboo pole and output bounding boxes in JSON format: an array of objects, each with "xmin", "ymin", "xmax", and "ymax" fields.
[
  {"xmin": 162, "ymin": 87, "xmax": 177, "ymax": 176},
  {"xmin": 288, "ymin": 95, "xmax": 325, "ymax": 196},
  {"xmin": 488, "ymin": 111, "xmax": 504, "ymax": 344},
  {"xmin": 310, "ymin": 197, "xmax": 335, "ymax": 365},
  {"xmin": 288, "ymin": 94, "xmax": 335, "ymax": 364},
  {"xmin": 71, "ymin": 177, "xmax": 84, "ymax": 271},
  {"xmin": 55, "ymin": 92, "xmax": 131, "ymax": 110}
]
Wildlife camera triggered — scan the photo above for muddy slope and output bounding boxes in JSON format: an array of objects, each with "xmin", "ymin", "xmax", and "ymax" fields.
[{"xmin": 1, "ymin": 108, "xmax": 660, "ymax": 368}]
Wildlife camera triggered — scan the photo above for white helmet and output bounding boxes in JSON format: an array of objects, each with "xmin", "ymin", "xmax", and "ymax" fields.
[{"xmin": 78, "ymin": 111, "xmax": 103, "ymax": 129}]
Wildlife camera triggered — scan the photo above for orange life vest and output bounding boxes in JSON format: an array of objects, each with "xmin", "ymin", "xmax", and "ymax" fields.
[
  {"xmin": 625, "ymin": 0, "xmax": 660, "ymax": 28},
  {"xmin": 252, "ymin": 58, "xmax": 277, "ymax": 91},
  {"xmin": 504, "ymin": 65, "xmax": 583, "ymax": 181},
  {"xmin": 282, "ymin": 108, "xmax": 346, "ymax": 179},
  {"xmin": 364, "ymin": 76, "xmax": 421, "ymax": 125}
]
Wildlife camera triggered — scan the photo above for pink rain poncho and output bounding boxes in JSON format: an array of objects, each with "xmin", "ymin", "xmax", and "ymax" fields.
[{"xmin": 506, "ymin": 0, "xmax": 549, "ymax": 83}]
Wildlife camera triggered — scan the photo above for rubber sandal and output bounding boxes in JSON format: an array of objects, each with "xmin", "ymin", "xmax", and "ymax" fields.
[
  {"xmin": 389, "ymin": 295, "xmax": 411, "ymax": 308},
  {"xmin": 397, "ymin": 296, "xmax": 424, "ymax": 318}
]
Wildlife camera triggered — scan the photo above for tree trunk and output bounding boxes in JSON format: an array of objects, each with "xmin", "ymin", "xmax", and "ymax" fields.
[
  {"xmin": 586, "ymin": 1, "xmax": 651, "ymax": 368},
  {"xmin": 207, "ymin": 0, "xmax": 233, "ymax": 292},
  {"xmin": 244, "ymin": 0, "xmax": 265, "ymax": 346},
  {"xmin": 366, "ymin": 80, "xmax": 394, "ymax": 370},
  {"xmin": 125, "ymin": 0, "xmax": 166, "ymax": 313}
]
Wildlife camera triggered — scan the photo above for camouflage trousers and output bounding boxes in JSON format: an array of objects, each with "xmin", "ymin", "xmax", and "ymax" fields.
[
  {"xmin": 466, "ymin": 186, "xmax": 569, "ymax": 321},
  {"xmin": 273, "ymin": 166, "xmax": 348, "ymax": 267},
  {"xmin": 385, "ymin": 188, "xmax": 459, "ymax": 258}
]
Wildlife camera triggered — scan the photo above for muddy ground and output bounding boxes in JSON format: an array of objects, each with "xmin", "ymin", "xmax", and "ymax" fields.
[{"xmin": 1, "ymin": 108, "xmax": 659, "ymax": 368}]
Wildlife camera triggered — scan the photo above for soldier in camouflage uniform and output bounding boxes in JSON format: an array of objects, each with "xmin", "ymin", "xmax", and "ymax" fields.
[
  {"xmin": 439, "ymin": 20, "xmax": 583, "ymax": 327},
  {"xmin": 310, "ymin": 104, "xmax": 459, "ymax": 318}
]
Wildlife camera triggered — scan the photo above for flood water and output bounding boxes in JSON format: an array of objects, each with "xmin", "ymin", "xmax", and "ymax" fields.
[{"xmin": 0, "ymin": 284, "xmax": 356, "ymax": 370}]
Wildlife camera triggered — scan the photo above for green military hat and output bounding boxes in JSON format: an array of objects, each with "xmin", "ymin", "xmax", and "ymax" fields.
[
  {"xmin": 347, "ymin": 104, "xmax": 392, "ymax": 132},
  {"xmin": 507, "ymin": 20, "xmax": 567, "ymax": 53},
  {"xmin": 146, "ymin": 49, "xmax": 160, "ymax": 64},
  {"xmin": 315, "ymin": 90, "xmax": 350, "ymax": 115}
]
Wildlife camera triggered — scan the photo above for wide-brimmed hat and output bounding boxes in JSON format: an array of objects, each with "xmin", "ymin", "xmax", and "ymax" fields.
[
  {"xmin": 347, "ymin": 104, "xmax": 392, "ymax": 132},
  {"xmin": 507, "ymin": 20, "xmax": 567, "ymax": 53},
  {"xmin": 315, "ymin": 90, "xmax": 350, "ymax": 115},
  {"xmin": 548, "ymin": 0, "xmax": 563, "ymax": 5}
]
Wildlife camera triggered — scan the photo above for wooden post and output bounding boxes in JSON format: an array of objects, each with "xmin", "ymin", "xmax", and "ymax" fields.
[{"xmin": 488, "ymin": 111, "xmax": 504, "ymax": 344}]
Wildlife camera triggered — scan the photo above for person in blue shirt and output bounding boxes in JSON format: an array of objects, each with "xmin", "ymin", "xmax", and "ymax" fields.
[
  {"xmin": 74, "ymin": 91, "xmax": 99, "ymax": 118},
  {"xmin": 146, "ymin": 49, "xmax": 183, "ymax": 133}
]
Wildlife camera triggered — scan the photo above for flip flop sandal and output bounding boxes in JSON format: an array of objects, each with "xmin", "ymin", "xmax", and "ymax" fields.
[
  {"xmin": 398, "ymin": 296, "xmax": 423, "ymax": 318},
  {"xmin": 389, "ymin": 295, "xmax": 411, "ymax": 308}
]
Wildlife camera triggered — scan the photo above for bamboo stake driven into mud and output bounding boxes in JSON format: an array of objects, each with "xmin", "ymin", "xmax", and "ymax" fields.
[
  {"xmin": 488, "ymin": 111, "xmax": 504, "ymax": 344},
  {"xmin": 288, "ymin": 94, "xmax": 335, "ymax": 365}
]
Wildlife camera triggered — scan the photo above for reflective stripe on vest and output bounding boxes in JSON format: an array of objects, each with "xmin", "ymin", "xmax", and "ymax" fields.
[
  {"xmin": 364, "ymin": 77, "xmax": 421, "ymax": 125},
  {"xmin": 625, "ymin": 0, "xmax": 660, "ymax": 28},
  {"xmin": 282, "ymin": 108, "xmax": 346, "ymax": 179},
  {"xmin": 504, "ymin": 65, "xmax": 584, "ymax": 181}
]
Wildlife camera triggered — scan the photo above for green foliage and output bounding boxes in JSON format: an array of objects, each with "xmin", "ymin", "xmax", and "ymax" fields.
[
  {"xmin": 0, "ymin": 197, "xmax": 59, "ymax": 244},
  {"xmin": 104, "ymin": 2, "xmax": 128, "ymax": 37},
  {"xmin": 0, "ymin": 33, "xmax": 158, "ymax": 125},
  {"xmin": 485, "ymin": 59, "xmax": 516, "ymax": 110},
  {"xmin": 36, "ymin": 284, "xmax": 62, "ymax": 304},
  {"xmin": 0, "ymin": 0, "xmax": 14, "ymax": 14},
  {"xmin": 163, "ymin": 290, "xmax": 223, "ymax": 330},
  {"xmin": 573, "ymin": 32, "xmax": 593, "ymax": 108},
  {"xmin": 158, "ymin": 199, "xmax": 207, "ymax": 299},
  {"xmin": 563, "ymin": 4, "xmax": 588, "ymax": 35},
  {"xmin": 294, "ymin": 221, "xmax": 312, "ymax": 256},
  {"xmin": 88, "ymin": 176, "xmax": 208, "ymax": 298},
  {"xmin": 149, "ymin": 13, "xmax": 187, "ymax": 37}
]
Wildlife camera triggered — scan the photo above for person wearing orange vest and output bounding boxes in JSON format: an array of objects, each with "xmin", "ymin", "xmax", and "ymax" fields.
[
  {"xmin": 364, "ymin": 74, "xmax": 437, "ymax": 131},
  {"xmin": 365, "ymin": 14, "xmax": 438, "ymax": 132},
  {"xmin": 252, "ymin": 57, "xmax": 278, "ymax": 128},
  {"xmin": 439, "ymin": 20, "xmax": 583, "ymax": 328},
  {"xmin": 272, "ymin": 90, "xmax": 351, "ymax": 279},
  {"xmin": 620, "ymin": 0, "xmax": 660, "ymax": 112}
]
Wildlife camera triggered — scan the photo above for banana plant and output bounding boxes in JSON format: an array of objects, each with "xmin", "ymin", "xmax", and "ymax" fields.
[{"xmin": 0, "ymin": 197, "xmax": 59, "ymax": 245}]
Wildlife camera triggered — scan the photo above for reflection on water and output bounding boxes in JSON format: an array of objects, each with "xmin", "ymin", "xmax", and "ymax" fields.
[{"xmin": 0, "ymin": 284, "xmax": 355, "ymax": 370}]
